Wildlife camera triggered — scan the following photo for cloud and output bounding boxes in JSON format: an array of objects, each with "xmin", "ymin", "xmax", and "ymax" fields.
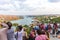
[
  {"xmin": 0, "ymin": 0, "xmax": 36, "ymax": 11},
  {"xmin": 48, "ymin": 0, "xmax": 60, "ymax": 2},
  {"xmin": 17, "ymin": 0, "xmax": 26, "ymax": 2},
  {"xmin": 0, "ymin": 0, "xmax": 44, "ymax": 11},
  {"xmin": 0, "ymin": 0, "xmax": 60, "ymax": 15}
]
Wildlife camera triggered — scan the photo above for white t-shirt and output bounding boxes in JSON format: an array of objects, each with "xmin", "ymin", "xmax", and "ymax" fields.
[
  {"xmin": 15, "ymin": 29, "xmax": 24, "ymax": 40},
  {"xmin": 50, "ymin": 24, "xmax": 53, "ymax": 28}
]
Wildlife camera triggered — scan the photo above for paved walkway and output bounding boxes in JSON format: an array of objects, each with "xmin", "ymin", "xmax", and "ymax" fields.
[{"xmin": 50, "ymin": 35, "xmax": 60, "ymax": 40}]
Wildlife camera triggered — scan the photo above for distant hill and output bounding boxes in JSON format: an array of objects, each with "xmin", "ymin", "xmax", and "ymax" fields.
[{"xmin": 0, "ymin": 15, "xmax": 20, "ymax": 21}]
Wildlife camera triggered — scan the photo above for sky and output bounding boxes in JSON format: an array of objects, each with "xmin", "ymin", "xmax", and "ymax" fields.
[{"xmin": 0, "ymin": 0, "xmax": 60, "ymax": 15}]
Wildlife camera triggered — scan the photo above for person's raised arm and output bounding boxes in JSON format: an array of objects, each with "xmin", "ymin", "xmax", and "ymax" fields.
[{"xmin": 1, "ymin": 23, "xmax": 9, "ymax": 32}]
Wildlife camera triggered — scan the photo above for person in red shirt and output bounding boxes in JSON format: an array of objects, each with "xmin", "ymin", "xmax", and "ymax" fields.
[
  {"xmin": 29, "ymin": 28, "xmax": 36, "ymax": 40},
  {"xmin": 35, "ymin": 30, "xmax": 49, "ymax": 40}
]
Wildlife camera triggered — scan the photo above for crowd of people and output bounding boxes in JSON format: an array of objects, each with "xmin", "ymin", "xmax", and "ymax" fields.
[{"xmin": 0, "ymin": 21, "xmax": 60, "ymax": 40}]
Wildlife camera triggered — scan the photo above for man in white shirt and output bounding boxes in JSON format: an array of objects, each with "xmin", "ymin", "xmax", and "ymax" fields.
[{"xmin": 15, "ymin": 25, "xmax": 24, "ymax": 40}]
